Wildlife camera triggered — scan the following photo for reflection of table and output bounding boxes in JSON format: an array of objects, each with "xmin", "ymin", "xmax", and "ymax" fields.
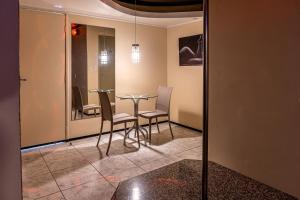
[
  {"xmin": 88, "ymin": 89, "xmax": 115, "ymax": 93},
  {"xmin": 89, "ymin": 89, "xmax": 116, "ymax": 112},
  {"xmin": 116, "ymin": 94, "xmax": 157, "ymax": 139}
]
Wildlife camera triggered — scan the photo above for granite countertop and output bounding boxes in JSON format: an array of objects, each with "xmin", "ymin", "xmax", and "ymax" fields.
[{"xmin": 111, "ymin": 159, "xmax": 297, "ymax": 200}]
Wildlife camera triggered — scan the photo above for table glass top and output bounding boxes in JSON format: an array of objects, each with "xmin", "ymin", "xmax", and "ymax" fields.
[
  {"xmin": 116, "ymin": 94, "xmax": 157, "ymax": 99},
  {"xmin": 89, "ymin": 89, "xmax": 115, "ymax": 93}
]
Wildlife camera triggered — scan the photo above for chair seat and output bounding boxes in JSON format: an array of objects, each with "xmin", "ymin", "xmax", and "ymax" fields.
[
  {"xmin": 83, "ymin": 104, "xmax": 101, "ymax": 110},
  {"xmin": 139, "ymin": 110, "xmax": 168, "ymax": 118},
  {"xmin": 113, "ymin": 113, "xmax": 130, "ymax": 119},
  {"xmin": 113, "ymin": 114, "xmax": 137, "ymax": 125},
  {"xmin": 138, "ymin": 111, "xmax": 153, "ymax": 115}
]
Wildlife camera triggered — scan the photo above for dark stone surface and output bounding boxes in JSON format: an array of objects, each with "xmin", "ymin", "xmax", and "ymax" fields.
[{"xmin": 112, "ymin": 159, "xmax": 297, "ymax": 200}]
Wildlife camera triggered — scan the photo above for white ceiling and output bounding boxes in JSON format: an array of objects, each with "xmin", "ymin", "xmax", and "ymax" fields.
[{"xmin": 20, "ymin": 0, "xmax": 203, "ymax": 28}]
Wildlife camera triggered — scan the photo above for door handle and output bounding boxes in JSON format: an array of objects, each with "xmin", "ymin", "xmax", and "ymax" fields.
[{"xmin": 20, "ymin": 78, "xmax": 27, "ymax": 82}]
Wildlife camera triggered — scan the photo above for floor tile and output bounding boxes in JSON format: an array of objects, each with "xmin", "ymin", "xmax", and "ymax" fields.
[
  {"xmin": 73, "ymin": 142, "xmax": 109, "ymax": 162},
  {"xmin": 62, "ymin": 178, "xmax": 115, "ymax": 200},
  {"xmin": 191, "ymin": 146, "xmax": 202, "ymax": 154},
  {"xmin": 69, "ymin": 137, "xmax": 98, "ymax": 146},
  {"xmin": 150, "ymin": 141, "xmax": 190, "ymax": 156},
  {"xmin": 173, "ymin": 136, "xmax": 202, "ymax": 149},
  {"xmin": 36, "ymin": 192, "xmax": 65, "ymax": 200},
  {"xmin": 123, "ymin": 148, "xmax": 165, "ymax": 166},
  {"xmin": 39, "ymin": 143, "xmax": 74, "ymax": 156},
  {"xmin": 22, "ymin": 158, "xmax": 50, "ymax": 179},
  {"xmin": 22, "ymin": 173, "xmax": 60, "ymax": 199},
  {"xmin": 52, "ymin": 164, "xmax": 102, "ymax": 191},
  {"xmin": 139, "ymin": 157, "xmax": 175, "ymax": 172},
  {"xmin": 43, "ymin": 149, "xmax": 88, "ymax": 172},
  {"xmin": 103, "ymin": 167, "xmax": 145, "ymax": 187},
  {"xmin": 175, "ymin": 149, "xmax": 202, "ymax": 160},
  {"xmin": 92, "ymin": 155, "xmax": 137, "ymax": 176},
  {"xmin": 98, "ymin": 132, "xmax": 125, "ymax": 144},
  {"xmin": 22, "ymin": 150, "xmax": 43, "ymax": 163},
  {"xmin": 22, "ymin": 122, "xmax": 203, "ymax": 199}
]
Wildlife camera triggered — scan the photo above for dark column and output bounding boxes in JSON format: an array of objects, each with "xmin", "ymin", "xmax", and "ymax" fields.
[{"xmin": 0, "ymin": 0, "xmax": 22, "ymax": 199}]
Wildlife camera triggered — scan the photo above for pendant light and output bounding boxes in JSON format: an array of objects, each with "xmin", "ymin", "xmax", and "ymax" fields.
[
  {"xmin": 100, "ymin": 36, "xmax": 108, "ymax": 65},
  {"xmin": 132, "ymin": 0, "xmax": 140, "ymax": 64}
]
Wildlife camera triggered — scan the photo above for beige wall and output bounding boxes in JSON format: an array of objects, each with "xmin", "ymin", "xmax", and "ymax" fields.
[
  {"xmin": 167, "ymin": 21, "xmax": 203, "ymax": 130},
  {"xmin": 67, "ymin": 14, "xmax": 167, "ymax": 138},
  {"xmin": 20, "ymin": 9, "xmax": 66, "ymax": 147},
  {"xmin": 0, "ymin": 0, "xmax": 22, "ymax": 199},
  {"xmin": 208, "ymin": 0, "xmax": 300, "ymax": 197},
  {"xmin": 19, "ymin": 10, "xmax": 203, "ymax": 143}
]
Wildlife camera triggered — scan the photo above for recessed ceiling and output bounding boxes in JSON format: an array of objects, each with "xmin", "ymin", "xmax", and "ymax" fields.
[
  {"xmin": 107, "ymin": 0, "xmax": 201, "ymax": 13},
  {"xmin": 101, "ymin": 0, "xmax": 202, "ymax": 18},
  {"xmin": 19, "ymin": 0, "xmax": 203, "ymax": 28}
]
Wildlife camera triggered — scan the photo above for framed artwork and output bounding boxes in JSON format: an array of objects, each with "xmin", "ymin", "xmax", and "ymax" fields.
[{"xmin": 179, "ymin": 34, "xmax": 203, "ymax": 66}]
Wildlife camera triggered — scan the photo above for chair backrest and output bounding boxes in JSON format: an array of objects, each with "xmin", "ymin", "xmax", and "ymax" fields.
[
  {"xmin": 98, "ymin": 91, "xmax": 113, "ymax": 121},
  {"xmin": 156, "ymin": 86, "xmax": 173, "ymax": 113},
  {"xmin": 72, "ymin": 86, "xmax": 83, "ymax": 111}
]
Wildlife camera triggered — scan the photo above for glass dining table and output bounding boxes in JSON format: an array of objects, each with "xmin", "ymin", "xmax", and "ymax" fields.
[{"xmin": 116, "ymin": 94, "xmax": 157, "ymax": 139}]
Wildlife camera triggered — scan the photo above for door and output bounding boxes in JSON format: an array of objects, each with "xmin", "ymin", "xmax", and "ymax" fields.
[{"xmin": 20, "ymin": 9, "xmax": 66, "ymax": 147}]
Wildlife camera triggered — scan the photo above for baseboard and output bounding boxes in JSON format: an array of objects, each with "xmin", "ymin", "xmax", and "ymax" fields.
[
  {"xmin": 170, "ymin": 121, "xmax": 203, "ymax": 133},
  {"xmin": 21, "ymin": 120, "xmax": 168, "ymax": 150},
  {"xmin": 21, "ymin": 120, "xmax": 202, "ymax": 150}
]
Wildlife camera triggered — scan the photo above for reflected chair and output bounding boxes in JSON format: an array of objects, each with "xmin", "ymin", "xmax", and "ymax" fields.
[
  {"xmin": 97, "ymin": 91, "xmax": 140, "ymax": 155},
  {"xmin": 139, "ymin": 86, "xmax": 174, "ymax": 144},
  {"xmin": 72, "ymin": 86, "xmax": 101, "ymax": 120}
]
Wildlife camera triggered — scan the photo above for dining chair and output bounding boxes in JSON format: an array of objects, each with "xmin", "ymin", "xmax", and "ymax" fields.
[
  {"xmin": 139, "ymin": 86, "xmax": 174, "ymax": 144},
  {"xmin": 72, "ymin": 86, "xmax": 101, "ymax": 120},
  {"xmin": 97, "ymin": 91, "xmax": 140, "ymax": 155}
]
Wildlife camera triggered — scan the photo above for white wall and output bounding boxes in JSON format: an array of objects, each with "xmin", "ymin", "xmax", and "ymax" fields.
[
  {"xmin": 208, "ymin": 0, "xmax": 300, "ymax": 197},
  {"xmin": 167, "ymin": 21, "xmax": 203, "ymax": 130}
]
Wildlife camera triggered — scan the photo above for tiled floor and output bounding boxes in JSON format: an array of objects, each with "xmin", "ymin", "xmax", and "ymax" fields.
[{"xmin": 22, "ymin": 122, "xmax": 202, "ymax": 200}]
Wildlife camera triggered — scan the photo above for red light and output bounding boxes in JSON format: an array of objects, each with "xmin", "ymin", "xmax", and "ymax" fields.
[{"xmin": 71, "ymin": 28, "xmax": 78, "ymax": 36}]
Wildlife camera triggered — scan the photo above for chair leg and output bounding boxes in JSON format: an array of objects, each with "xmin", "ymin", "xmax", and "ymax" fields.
[
  {"xmin": 74, "ymin": 110, "xmax": 77, "ymax": 120},
  {"xmin": 123, "ymin": 122, "xmax": 127, "ymax": 145},
  {"xmin": 134, "ymin": 122, "xmax": 137, "ymax": 138},
  {"xmin": 149, "ymin": 118, "xmax": 152, "ymax": 144},
  {"xmin": 96, "ymin": 119, "xmax": 104, "ymax": 146},
  {"xmin": 136, "ymin": 120, "xmax": 140, "ymax": 148},
  {"xmin": 156, "ymin": 117, "xmax": 160, "ymax": 133},
  {"xmin": 106, "ymin": 123, "xmax": 113, "ymax": 156},
  {"xmin": 168, "ymin": 116, "xmax": 174, "ymax": 139}
]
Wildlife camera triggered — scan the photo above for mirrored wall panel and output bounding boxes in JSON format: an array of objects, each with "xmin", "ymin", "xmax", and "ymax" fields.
[{"xmin": 71, "ymin": 24, "xmax": 115, "ymax": 120}]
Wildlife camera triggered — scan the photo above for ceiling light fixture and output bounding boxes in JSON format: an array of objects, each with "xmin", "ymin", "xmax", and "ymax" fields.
[
  {"xmin": 131, "ymin": 0, "xmax": 140, "ymax": 64},
  {"xmin": 53, "ymin": 4, "xmax": 63, "ymax": 9},
  {"xmin": 100, "ymin": 36, "xmax": 109, "ymax": 65}
]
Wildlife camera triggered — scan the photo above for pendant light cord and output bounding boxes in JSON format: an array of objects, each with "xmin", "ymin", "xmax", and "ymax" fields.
[{"xmin": 134, "ymin": 0, "xmax": 137, "ymax": 44}]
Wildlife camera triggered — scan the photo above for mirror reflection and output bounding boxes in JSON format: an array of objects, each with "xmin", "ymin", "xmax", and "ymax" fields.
[{"xmin": 71, "ymin": 24, "xmax": 115, "ymax": 120}]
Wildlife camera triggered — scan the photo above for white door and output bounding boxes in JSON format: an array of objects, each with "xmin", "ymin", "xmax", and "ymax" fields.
[{"xmin": 20, "ymin": 9, "xmax": 66, "ymax": 147}]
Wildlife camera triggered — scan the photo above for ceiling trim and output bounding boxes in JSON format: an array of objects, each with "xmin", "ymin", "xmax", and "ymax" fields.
[
  {"xmin": 166, "ymin": 18, "xmax": 202, "ymax": 29},
  {"xmin": 20, "ymin": 5, "xmax": 179, "ymax": 28},
  {"xmin": 101, "ymin": 0, "xmax": 202, "ymax": 18}
]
